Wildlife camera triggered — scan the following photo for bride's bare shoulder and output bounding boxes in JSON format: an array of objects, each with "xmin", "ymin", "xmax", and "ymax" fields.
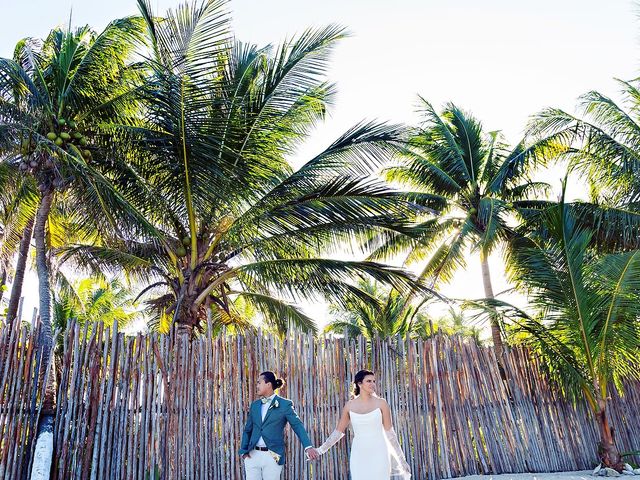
[
  {"xmin": 339, "ymin": 400, "xmax": 353, "ymax": 418},
  {"xmin": 374, "ymin": 396, "xmax": 389, "ymax": 408}
]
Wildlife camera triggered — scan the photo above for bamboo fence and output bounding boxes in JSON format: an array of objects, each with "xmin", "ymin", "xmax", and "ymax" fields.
[
  {"xmin": 0, "ymin": 321, "xmax": 52, "ymax": 480},
  {"xmin": 1, "ymin": 320, "xmax": 639, "ymax": 480}
]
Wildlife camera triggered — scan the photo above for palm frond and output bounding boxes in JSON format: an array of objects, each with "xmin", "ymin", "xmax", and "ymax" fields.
[
  {"xmin": 236, "ymin": 292, "xmax": 317, "ymax": 334},
  {"xmin": 236, "ymin": 258, "xmax": 427, "ymax": 305}
]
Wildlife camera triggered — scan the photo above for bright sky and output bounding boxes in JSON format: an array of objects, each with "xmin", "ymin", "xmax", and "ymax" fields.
[{"xmin": 2, "ymin": 0, "xmax": 638, "ymax": 329}]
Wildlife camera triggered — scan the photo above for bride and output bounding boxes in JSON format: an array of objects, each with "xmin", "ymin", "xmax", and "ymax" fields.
[{"xmin": 315, "ymin": 369, "xmax": 411, "ymax": 479}]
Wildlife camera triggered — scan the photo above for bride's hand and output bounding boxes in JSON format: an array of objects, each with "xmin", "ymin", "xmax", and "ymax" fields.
[{"xmin": 306, "ymin": 448, "xmax": 320, "ymax": 460}]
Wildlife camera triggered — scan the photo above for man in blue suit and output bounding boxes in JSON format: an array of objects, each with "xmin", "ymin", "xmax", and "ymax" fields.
[{"xmin": 239, "ymin": 371, "xmax": 319, "ymax": 479}]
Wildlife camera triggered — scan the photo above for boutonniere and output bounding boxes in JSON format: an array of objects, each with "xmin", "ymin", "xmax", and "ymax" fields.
[{"xmin": 269, "ymin": 399, "xmax": 280, "ymax": 410}]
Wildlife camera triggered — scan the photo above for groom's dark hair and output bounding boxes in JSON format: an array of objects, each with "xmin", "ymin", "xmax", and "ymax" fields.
[{"xmin": 260, "ymin": 371, "xmax": 284, "ymax": 390}]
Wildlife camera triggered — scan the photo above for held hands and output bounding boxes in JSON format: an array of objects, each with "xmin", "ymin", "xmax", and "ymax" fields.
[{"xmin": 306, "ymin": 447, "xmax": 320, "ymax": 461}]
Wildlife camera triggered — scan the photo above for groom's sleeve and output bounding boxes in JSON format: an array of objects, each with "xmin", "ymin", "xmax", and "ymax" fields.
[
  {"xmin": 284, "ymin": 401, "xmax": 312, "ymax": 449},
  {"xmin": 239, "ymin": 407, "xmax": 253, "ymax": 455}
]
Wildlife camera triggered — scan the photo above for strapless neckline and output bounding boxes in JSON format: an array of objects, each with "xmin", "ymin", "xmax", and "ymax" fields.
[{"xmin": 350, "ymin": 407, "xmax": 381, "ymax": 416}]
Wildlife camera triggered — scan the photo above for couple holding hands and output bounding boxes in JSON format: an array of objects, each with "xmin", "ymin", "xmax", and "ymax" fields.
[{"xmin": 239, "ymin": 370, "xmax": 411, "ymax": 480}]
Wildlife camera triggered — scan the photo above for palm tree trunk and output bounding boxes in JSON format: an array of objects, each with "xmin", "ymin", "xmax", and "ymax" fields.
[
  {"xmin": 480, "ymin": 254, "xmax": 505, "ymax": 365},
  {"xmin": 176, "ymin": 322, "xmax": 194, "ymax": 338},
  {"xmin": 595, "ymin": 398, "xmax": 623, "ymax": 470},
  {"xmin": 30, "ymin": 188, "xmax": 56, "ymax": 480},
  {"xmin": 6, "ymin": 218, "xmax": 34, "ymax": 326},
  {"xmin": 34, "ymin": 189, "xmax": 54, "ymax": 366}
]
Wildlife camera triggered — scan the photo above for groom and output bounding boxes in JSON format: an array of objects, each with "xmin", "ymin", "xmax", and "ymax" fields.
[{"xmin": 239, "ymin": 371, "xmax": 319, "ymax": 479}]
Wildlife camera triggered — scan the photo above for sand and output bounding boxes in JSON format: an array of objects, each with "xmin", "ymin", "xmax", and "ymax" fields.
[{"xmin": 454, "ymin": 471, "xmax": 595, "ymax": 480}]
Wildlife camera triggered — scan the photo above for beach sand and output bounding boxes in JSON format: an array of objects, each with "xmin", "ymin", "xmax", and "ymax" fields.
[{"xmin": 455, "ymin": 471, "xmax": 594, "ymax": 480}]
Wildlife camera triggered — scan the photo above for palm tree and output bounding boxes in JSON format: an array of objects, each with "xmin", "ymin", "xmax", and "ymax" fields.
[
  {"xmin": 411, "ymin": 310, "xmax": 482, "ymax": 342},
  {"xmin": 0, "ymin": 18, "xmax": 148, "ymax": 474},
  {"xmin": 61, "ymin": 0, "xmax": 430, "ymax": 336},
  {"xmin": 527, "ymin": 79, "xmax": 640, "ymax": 252},
  {"xmin": 51, "ymin": 275, "xmax": 140, "ymax": 400},
  {"xmin": 0, "ymin": 19, "xmax": 146, "ymax": 362},
  {"xmin": 324, "ymin": 279, "xmax": 426, "ymax": 339},
  {"xmin": 0, "ymin": 163, "xmax": 38, "ymax": 325},
  {"xmin": 377, "ymin": 100, "xmax": 551, "ymax": 364},
  {"xmin": 494, "ymin": 189, "xmax": 640, "ymax": 470},
  {"xmin": 325, "ymin": 279, "xmax": 480, "ymax": 341},
  {"xmin": 52, "ymin": 276, "xmax": 139, "ymax": 334}
]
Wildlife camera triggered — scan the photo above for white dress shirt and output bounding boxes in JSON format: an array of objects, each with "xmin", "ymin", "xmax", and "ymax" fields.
[{"xmin": 256, "ymin": 394, "xmax": 276, "ymax": 447}]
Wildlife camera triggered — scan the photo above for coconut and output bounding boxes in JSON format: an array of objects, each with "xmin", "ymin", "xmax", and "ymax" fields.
[
  {"xmin": 19, "ymin": 162, "xmax": 29, "ymax": 172},
  {"xmin": 82, "ymin": 150, "xmax": 92, "ymax": 158},
  {"xmin": 79, "ymin": 138, "xmax": 88, "ymax": 146},
  {"xmin": 469, "ymin": 208, "xmax": 477, "ymax": 215},
  {"xmin": 29, "ymin": 160, "xmax": 38, "ymax": 168},
  {"xmin": 73, "ymin": 132, "xmax": 83, "ymax": 140},
  {"xmin": 58, "ymin": 118, "xmax": 66, "ymax": 126},
  {"xmin": 68, "ymin": 120, "xmax": 77, "ymax": 129},
  {"xmin": 60, "ymin": 132, "xmax": 71, "ymax": 141},
  {"xmin": 46, "ymin": 132, "xmax": 57, "ymax": 141},
  {"xmin": 182, "ymin": 236, "xmax": 191, "ymax": 247},
  {"xmin": 55, "ymin": 137, "xmax": 64, "ymax": 147},
  {"xmin": 176, "ymin": 246, "xmax": 187, "ymax": 257},
  {"xmin": 44, "ymin": 159, "xmax": 54, "ymax": 169}
]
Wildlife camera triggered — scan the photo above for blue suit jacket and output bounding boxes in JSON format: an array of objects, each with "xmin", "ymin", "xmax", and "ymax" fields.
[{"xmin": 239, "ymin": 396, "xmax": 312, "ymax": 465}]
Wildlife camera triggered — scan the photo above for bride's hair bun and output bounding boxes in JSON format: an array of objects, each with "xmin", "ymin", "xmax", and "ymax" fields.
[{"xmin": 261, "ymin": 371, "xmax": 284, "ymax": 390}]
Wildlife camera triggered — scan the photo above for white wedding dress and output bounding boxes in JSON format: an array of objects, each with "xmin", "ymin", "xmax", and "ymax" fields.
[
  {"xmin": 349, "ymin": 408, "xmax": 391, "ymax": 479},
  {"xmin": 317, "ymin": 407, "xmax": 411, "ymax": 480}
]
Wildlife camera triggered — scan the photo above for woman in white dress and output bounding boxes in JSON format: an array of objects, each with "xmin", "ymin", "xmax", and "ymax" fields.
[{"xmin": 316, "ymin": 369, "xmax": 411, "ymax": 480}]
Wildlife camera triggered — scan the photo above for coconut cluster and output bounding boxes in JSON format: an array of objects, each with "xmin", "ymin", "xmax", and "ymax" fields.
[
  {"xmin": 176, "ymin": 236, "xmax": 191, "ymax": 257},
  {"xmin": 18, "ymin": 147, "xmax": 54, "ymax": 173},
  {"xmin": 18, "ymin": 117, "xmax": 92, "ymax": 174},
  {"xmin": 46, "ymin": 118, "xmax": 92, "ymax": 159}
]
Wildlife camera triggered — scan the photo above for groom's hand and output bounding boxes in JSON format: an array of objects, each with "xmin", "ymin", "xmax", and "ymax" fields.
[
  {"xmin": 241, "ymin": 453, "xmax": 251, "ymax": 460},
  {"xmin": 306, "ymin": 448, "xmax": 320, "ymax": 461}
]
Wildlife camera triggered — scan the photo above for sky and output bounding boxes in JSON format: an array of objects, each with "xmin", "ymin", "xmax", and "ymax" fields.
[{"xmin": 2, "ymin": 0, "xmax": 639, "ymax": 329}]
